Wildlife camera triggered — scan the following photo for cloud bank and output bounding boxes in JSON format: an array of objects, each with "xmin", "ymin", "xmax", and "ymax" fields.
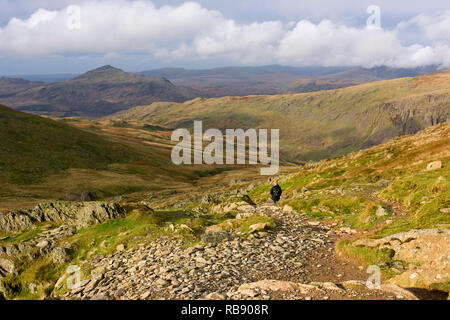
[{"xmin": 0, "ymin": 0, "xmax": 449, "ymax": 68}]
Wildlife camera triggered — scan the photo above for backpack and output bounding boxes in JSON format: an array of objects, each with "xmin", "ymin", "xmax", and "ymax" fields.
[{"xmin": 272, "ymin": 185, "xmax": 282, "ymax": 198}]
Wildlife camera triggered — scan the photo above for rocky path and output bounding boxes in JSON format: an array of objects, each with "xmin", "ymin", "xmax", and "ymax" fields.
[{"xmin": 59, "ymin": 203, "xmax": 417, "ymax": 300}]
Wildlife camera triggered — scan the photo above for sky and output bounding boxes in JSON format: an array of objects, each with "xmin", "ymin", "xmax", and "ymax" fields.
[{"xmin": 0, "ymin": 0, "xmax": 449, "ymax": 75}]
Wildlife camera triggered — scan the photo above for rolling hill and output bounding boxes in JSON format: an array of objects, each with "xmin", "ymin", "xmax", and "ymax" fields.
[
  {"xmin": 0, "ymin": 104, "xmax": 139, "ymax": 184},
  {"xmin": 248, "ymin": 122, "xmax": 449, "ymax": 293},
  {"xmin": 141, "ymin": 65, "xmax": 439, "ymax": 95},
  {"xmin": 281, "ymin": 66, "xmax": 439, "ymax": 93},
  {"xmin": 0, "ymin": 65, "xmax": 440, "ymax": 119},
  {"xmin": 0, "ymin": 66, "xmax": 206, "ymax": 119},
  {"xmin": 8, "ymin": 73, "xmax": 79, "ymax": 83},
  {"xmin": 109, "ymin": 70, "xmax": 450, "ymax": 162},
  {"xmin": 0, "ymin": 104, "xmax": 263, "ymax": 210},
  {"xmin": 0, "ymin": 78, "xmax": 44, "ymax": 97}
]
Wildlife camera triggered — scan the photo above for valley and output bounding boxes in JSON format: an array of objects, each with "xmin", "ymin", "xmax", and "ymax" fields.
[
  {"xmin": 0, "ymin": 118, "xmax": 448, "ymax": 300},
  {"xmin": 0, "ymin": 68, "xmax": 448, "ymax": 301},
  {"xmin": 0, "ymin": 104, "xmax": 281, "ymax": 211},
  {"xmin": 109, "ymin": 70, "xmax": 450, "ymax": 162},
  {"xmin": 1, "ymin": 0, "xmax": 449, "ymax": 307},
  {"xmin": 140, "ymin": 65, "xmax": 439, "ymax": 95}
]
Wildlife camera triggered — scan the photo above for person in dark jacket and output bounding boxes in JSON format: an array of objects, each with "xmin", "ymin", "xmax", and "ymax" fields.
[{"xmin": 270, "ymin": 180, "xmax": 282, "ymax": 204}]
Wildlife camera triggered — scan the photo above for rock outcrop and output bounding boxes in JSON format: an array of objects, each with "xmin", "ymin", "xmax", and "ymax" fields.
[
  {"xmin": 0, "ymin": 202, "xmax": 126, "ymax": 233},
  {"xmin": 426, "ymin": 161, "xmax": 442, "ymax": 171},
  {"xmin": 0, "ymin": 211, "xmax": 36, "ymax": 233},
  {"xmin": 0, "ymin": 258, "xmax": 16, "ymax": 276},
  {"xmin": 353, "ymin": 229, "xmax": 450, "ymax": 291},
  {"xmin": 233, "ymin": 279, "xmax": 419, "ymax": 300}
]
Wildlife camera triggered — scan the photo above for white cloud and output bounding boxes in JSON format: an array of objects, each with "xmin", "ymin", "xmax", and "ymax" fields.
[
  {"xmin": 397, "ymin": 10, "xmax": 450, "ymax": 42},
  {"xmin": 276, "ymin": 19, "xmax": 450, "ymax": 68},
  {"xmin": 0, "ymin": 0, "xmax": 449, "ymax": 68}
]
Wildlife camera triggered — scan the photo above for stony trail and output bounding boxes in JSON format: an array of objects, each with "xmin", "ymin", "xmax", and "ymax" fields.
[{"xmin": 59, "ymin": 203, "xmax": 417, "ymax": 300}]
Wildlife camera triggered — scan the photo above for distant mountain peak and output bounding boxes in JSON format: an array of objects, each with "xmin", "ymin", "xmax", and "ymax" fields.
[
  {"xmin": 72, "ymin": 65, "xmax": 177, "ymax": 88},
  {"xmin": 0, "ymin": 77, "xmax": 35, "ymax": 84},
  {"xmin": 75, "ymin": 65, "xmax": 127, "ymax": 81},
  {"xmin": 96, "ymin": 65, "xmax": 122, "ymax": 72}
]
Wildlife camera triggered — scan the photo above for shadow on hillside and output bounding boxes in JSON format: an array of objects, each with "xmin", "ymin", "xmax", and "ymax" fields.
[{"xmin": 406, "ymin": 288, "xmax": 448, "ymax": 300}]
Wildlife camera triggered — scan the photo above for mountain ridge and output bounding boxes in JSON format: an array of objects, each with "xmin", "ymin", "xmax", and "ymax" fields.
[
  {"xmin": 0, "ymin": 66, "xmax": 202, "ymax": 118},
  {"xmin": 0, "ymin": 104, "xmax": 139, "ymax": 184},
  {"xmin": 0, "ymin": 65, "xmax": 442, "ymax": 118},
  {"xmin": 141, "ymin": 65, "xmax": 440, "ymax": 94},
  {"xmin": 109, "ymin": 70, "xmax": 450, "ymax": 162},
  {"xmin": 0, "ymin": 77, "xmax": 44, "ymax": 97}
]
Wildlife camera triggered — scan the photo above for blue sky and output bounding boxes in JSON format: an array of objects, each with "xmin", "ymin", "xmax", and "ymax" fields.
[{"xmin": 0, "ymin": 0, "xmax": 449, "ymax": 75}]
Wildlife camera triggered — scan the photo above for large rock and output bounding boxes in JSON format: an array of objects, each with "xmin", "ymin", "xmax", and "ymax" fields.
[
  {"xmin": 282, "ymin": 205, "xmax": 295, "ymax": 214},
  {"xmin": 0, "ymin": 244, "xmax": 33, "ymax": 258},
  {"xmin": 353, "ymin": 229, "xmax": 450, "ymax": 291},
  {"xmin": 31, "ymin": 202, "xmax": 126, "ymax": 229},
  {"xmin": 0, "ymin": 258, "xmax": 16, "ymax": 276},
  {"xmin": 201, "ymin": 231, "xmax": 233, "ymax": 244},
  {"xmin": 205, "ymin": 225, "xmax": 223, "ymax": 233},
  {"xmin": 51, "ymin": 247, "xmax": 70, "ymax": 264},
  {"xmin": 426, "ymin": 161, "xmax": 442, "ymax": 171},
  {"xmin": 237, "ymin": 280, "xmax": 321, "ymax": 295},
  {"xmin": 248, "ymin": 222, "xmax": 272, "ymax": 233},
  {"xmin": 223, "ymin": 203, "xmax": 238, "ymax": 213},
  {"xmin": 1, "ymin": 244, "xmax": 18, "ymax": 257},
  {"xmin": 341, "ymin": 280, "xmax": 419, "ymax": 300},
  {"xmin": 201, "ymin": 292, "xmax": 225, "ymax": 300},
  {"xmin": 0, "ymin": 202, "xmax": 126, "ymax": 233},
  {"xmin": 236, "ymin": 202, "xmax": 256, "ymax": 213},
  {"xmin": 0, "ymin": 211, "xmax": 36, "ymax": 233},
  {"xmin": 375, "ymin": 206, "xmax": 388, "ymax": 217}
]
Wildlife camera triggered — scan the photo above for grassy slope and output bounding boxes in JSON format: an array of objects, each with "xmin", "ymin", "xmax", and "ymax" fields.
[
  {"xmin": 141, "ymin": 65, "xmax": 437, "ymax": 95},
  {"xmin": 0, "ymin": 106, "xmax": 256, "ymax": 209},
  {"xmin": 1, "ymin": 123, "xmax": 447, "ymax": 299},
  {"xmin": 110, "ymin": 70, "xmax": 450, "ymax": 162},
  {"xmin": 0, "ymin": 105, "xmax": 138, "ymax": 184},
  {"xmin": 249, "ymin": 123, "xmax": 449, "ymax": 284},
  {"xmin": 0, "ymin": 78, "xmax": 43, "ymax": 96},
  {"xmin": 250, "ymin": 123, "xmax": 449, "ymax": 235}
]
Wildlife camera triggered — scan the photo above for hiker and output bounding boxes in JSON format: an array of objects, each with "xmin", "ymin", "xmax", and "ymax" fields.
[{"xmin": 270, "ymin": 180, "xmax": 282, "ymax": 204}]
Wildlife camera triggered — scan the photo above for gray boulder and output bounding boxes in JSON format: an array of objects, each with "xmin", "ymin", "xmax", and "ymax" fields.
[
  {"xmin": 0, "ymin": 202, "xmax": 126, "ymax": 233},
  {"xmin": 51, "ymin": 247, "xmax": 70, "ymax": 264},
  {"xmin": 31, "ymin": 202, "xmax": 126, "ymax": 230},
  {"xmin": 201, "ymin": 231, "xmax": 234, "ymax": 244},
  {"xmin": 0, "ymin": 244, "xmax": 33, "ymax": 258},
  {"xmin": 0, "ymin": 258, "xmax": 16, "ymax": 276},
  {"xmin": 375, "ymin": 206, "xmax": 388, "ymax": 217},
  {"xmin": 0, "ymin": 211, "xmax": 36, "ymax": 233}
]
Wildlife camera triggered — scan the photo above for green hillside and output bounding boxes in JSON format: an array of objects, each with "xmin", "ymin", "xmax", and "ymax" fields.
[
  {"xmin": 247, "ymin": 123, "xmax": 449, "ymax": 291},
  {"xmin": 0, "ymin": 105, "xmax": 260, "ymax": 209},
  {"xmin": 141, "ymin": 65, "xmax": 438, "ymax": 95},
  {"xmin": 250, "ymin": 122, "xmax": 450, "ymax": 234},
  {"xmin": 110, "ymin": 70, "xmax": 450, "ymax": 162},
  {"xmin": 0, "ymin": 105, "xmax": 138, "ymax": 184}
]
